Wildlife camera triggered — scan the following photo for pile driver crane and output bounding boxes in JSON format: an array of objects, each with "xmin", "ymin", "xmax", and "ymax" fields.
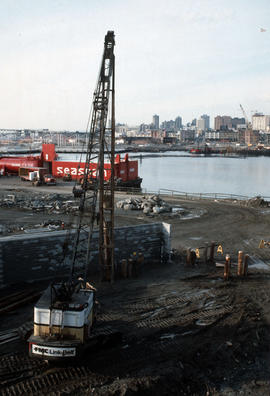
[
  {"xmin": 71, "ymin": 30, "xmax": 116, "ymax": 283},
  {"xmin": 28, "ymin": 31, "xmax": 116, "ymax": 360}
]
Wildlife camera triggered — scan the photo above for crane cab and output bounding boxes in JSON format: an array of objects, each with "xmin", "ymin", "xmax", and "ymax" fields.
[{"xmin": 28, "ymin": 280, "xmax": 96, "ymax": 360}]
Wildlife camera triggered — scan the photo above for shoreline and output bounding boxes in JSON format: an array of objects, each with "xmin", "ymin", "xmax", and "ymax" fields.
[{"xmin": 2, "ymin": 144, "xmax": 270, "ymax": 157}]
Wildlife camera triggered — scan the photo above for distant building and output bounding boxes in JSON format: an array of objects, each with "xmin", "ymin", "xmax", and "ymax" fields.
[
  {"xmin": 196, "ymin": 118, "xmax": 205, "ymax": 131},
  {"xmin": 123, "ymin": 136, "xmax": 153, "ymax": 145},
  {"xmin": 252, "ymin": 114, "xmax": 270, "ymax": 131},
  {"xmin": 232, "ymin": 117, "xmax": 245, "ymax": 129},
  {"xmin": 201, "ymin": 114, "xmax": 210, "ymax": 130},
  {"xmin": 152, "ymin": 114, "xmax": 159, "ymax": 129},
  {"xmin": 263, "ymin": 133, "xmax": 270, "ymax": 146},
  {"xmin": 196, "ymin": 114, "xmax": 210, "ymax": 131},
  {"xmin": 175, "ymin": 116, "xmax": 182, "ymax": 130},
  {"xmin": 151, "ymin": 130, "xmax": 164, "ymax": 141},
  {"xmin": 161, "ymin": 120, "xmax": 175, "ymax": 132},
  {"xmin": 139, "ymin": 123, "xmax": 148, "ymax": 133},
  {"xmin": 163, "ymin": 136, "xmax": 178, "ymax": 144},
  {"xmin": 115, "ymin": 123, "xmax": 127, "ymax": 137},
  {"xmin": 245, "ymin": 129, "xmax": 260, "ymax": 146},
  {"xmin": 214, "ymin": 116, "xmax": 233, "ymax": 130},
  {"xmin": 179, "ymin": 130, "xmax": 195, "ymax": 142},
  {"xmin": 191, "ymin": 118, "xmax": 197, "ymax": 126},
  {"xmin": 205, "ymin": 130, "xmax": 238, "ymax": 142}
]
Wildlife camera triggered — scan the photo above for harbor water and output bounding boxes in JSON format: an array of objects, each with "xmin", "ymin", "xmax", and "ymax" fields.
[
  {"xmin": 59, "ymin": 151, "xmax": 270, "ymax": 198},
  {"xmin": 137, "ymin": 153, "xmax": 270, "ymax": 198}
]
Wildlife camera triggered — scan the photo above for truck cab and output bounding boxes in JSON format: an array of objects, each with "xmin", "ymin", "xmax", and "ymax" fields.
[{"xmin": 43, "ymin": 174, "xmax": 56, "ymax": 185}]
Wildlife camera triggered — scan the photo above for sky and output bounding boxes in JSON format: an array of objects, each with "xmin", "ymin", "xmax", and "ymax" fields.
[{"xmin": 0, "ymin": 0, "xmax": 269, "ymax": 130}]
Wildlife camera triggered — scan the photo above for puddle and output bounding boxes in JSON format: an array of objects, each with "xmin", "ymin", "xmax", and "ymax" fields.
[
  {"xmin": 196, "ymin": 318, "xmax": 217, "ymax": 326},
  {"xmin": 260, "ymin": 209, "xmax": 270, "ymax": 215},
  {"xmin": 160, "ymin": 333, "xmax": 177, "ymax": 340},
  {"xmin": 24, "ymin": 228, "xmax": 53, "ymax": 234},
  {"xmin": 141, "ymin": 308, "xmax": 163, "ymax": 318},
  {"xmin": 203, "ymin": 300, "xmax": 215, "ymax": 309},
  {"xmin": 249, "ymin": 256, "xmax": 270, "ymax": 271},
  {"xmin": 172, "ymin": 207, "xmax": 185, "ymax": 213},
  {"xmin": 189, "ymin": 236, "xmax": 202, "ymax": 240},
  {"xmin": 181, "ymin": 209, "xmax": 206, "ymax": 220}
]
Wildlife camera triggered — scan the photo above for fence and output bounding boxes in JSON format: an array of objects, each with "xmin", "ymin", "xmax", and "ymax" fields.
[
  {"xmin": 116, "ymin": 187, "xmax": 270, "ymax": 203},
  {"xmin": 158, "ymin": 189, "xmax": 270, "ymax": 202}
]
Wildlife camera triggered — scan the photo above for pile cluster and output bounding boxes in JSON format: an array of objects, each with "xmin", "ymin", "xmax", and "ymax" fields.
[{"xmin": 116, "ymin": 194, "xmax": 172, "ymax": 214}]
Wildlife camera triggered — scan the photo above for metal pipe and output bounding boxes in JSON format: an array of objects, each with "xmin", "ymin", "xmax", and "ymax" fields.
[{"xmin": 237, "ymin": 251, "xmax": 244, "ymax": 276}]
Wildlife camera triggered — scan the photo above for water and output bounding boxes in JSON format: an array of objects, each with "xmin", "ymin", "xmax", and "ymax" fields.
[
  {"xmin": 138, "ymin": 153, "xmax": 270, "ymax": 198},
  {"xmin": 58, "ymin": 150, "xmax": 270, "ymax": 197}
]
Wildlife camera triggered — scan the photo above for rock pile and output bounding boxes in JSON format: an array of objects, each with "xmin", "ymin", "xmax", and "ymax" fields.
[
  {"xmin": 116, "ymin": 194, "xmax": 172, "ymax": 215},
  {"xmin": 246, "ymin": 196, "xmax": 269, "ymax": 208}
]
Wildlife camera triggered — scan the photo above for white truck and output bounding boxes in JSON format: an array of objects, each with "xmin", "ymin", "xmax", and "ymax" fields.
[{"xmin": 19, "ymin": 167, "xmax": 56, "ymax": 186}]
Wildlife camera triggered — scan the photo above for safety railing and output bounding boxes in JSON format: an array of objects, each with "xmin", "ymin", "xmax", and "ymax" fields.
[
  {"xmin": 158, "ymin": 189, "xmax": 270, "ymax": 202},
  {"xmin": 115, "ymin": 187, "xmax": 270, "ymax": 203}
]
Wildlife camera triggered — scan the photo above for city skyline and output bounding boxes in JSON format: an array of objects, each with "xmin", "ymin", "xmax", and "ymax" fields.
[{"xmin": 0, "ymin": 0, "xmax": 269, "ymax": 130}]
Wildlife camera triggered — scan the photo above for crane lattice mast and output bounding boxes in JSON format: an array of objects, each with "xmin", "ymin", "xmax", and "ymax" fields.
[{"xmin": 70, "ymin": 31, "xmax": 115, "ymax": 283}]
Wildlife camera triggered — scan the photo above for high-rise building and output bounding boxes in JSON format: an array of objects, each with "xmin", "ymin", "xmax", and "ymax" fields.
[
  {"xmin": 214, "ymin": 116, "xmax": 233, "ymax": 130},
  {"xmin": 201, "ymin": 114, "xmax": 210, "ymax": 130},
  {"xmin": 232, "ymin": 117, "xmax": 245, "ymax": 129},
  {"xmin": 196, "ymin": 118, "xmax": 206, "ymax": 131},
  {"xmin": 252, "ymin": 114, "xmax": 270, "ymax": 131},
  {"xmin": 196, "ymin": 115, "xmax": 210, "ymax": 131},
  {"xmin": 152, "ymin": 114, "xmax": 159, "ymax": 129},
  {"xmin": 161, "ymin": 120, "xmax": 175, "ymax": 131},
  {"xmin": 175, "ymin": 116, "xmax": 182, "ymax": 130}
]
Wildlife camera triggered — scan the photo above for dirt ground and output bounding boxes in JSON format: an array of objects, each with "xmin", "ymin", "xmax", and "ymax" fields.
[{"xmin": 1, "ymin": 177, "xmax": 270, "ymax": 395}]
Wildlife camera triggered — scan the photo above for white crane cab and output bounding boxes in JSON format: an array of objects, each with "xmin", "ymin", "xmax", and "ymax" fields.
[{"xmin": 28, "ymin": 280, "xmax": 96, "ymax": 360}]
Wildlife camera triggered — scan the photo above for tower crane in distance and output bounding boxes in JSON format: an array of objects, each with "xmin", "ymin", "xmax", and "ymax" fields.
[
  {"xmin": 28, "ymin": 31, "xmax": 116, "ymax": 360},
  {"xmin": 240, "ymin": 104, "xmax": 252, "ymax": 129}
]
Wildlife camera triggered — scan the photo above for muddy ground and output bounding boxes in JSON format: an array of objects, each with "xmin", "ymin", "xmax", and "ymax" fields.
[{"xmin": 0, "ymin": 177, "xmax": 270, "ymax": 395}]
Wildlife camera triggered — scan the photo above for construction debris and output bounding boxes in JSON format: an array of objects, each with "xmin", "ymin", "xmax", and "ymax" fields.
[
  {"xmin": 246, "ymin": 196, "xmax": 269, "ymax": 208},
  {"xmin": 116, "ymin": 194, "xmax": 172, "ymax": 214},
  {"xmin": 0, "ymin": 191, "xmax": 80, "ymax": 235},
  {"xmin": 0, "ymin": 192, "xmax": 79, "ymax": 213}
]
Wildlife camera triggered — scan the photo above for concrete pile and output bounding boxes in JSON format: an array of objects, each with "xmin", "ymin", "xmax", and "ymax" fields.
[
  {"xmin": 116, "ymin": 194, "xmax": 172, "ymax": 215},
  {"xmin": 0, "ymin": 193, "xmax": 79, "ymax": 213}
]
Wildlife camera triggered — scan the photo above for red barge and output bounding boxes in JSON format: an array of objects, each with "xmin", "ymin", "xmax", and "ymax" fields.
[{"xmin": 0, "ymin": 144, "xmax": 142, "ymax": 188}]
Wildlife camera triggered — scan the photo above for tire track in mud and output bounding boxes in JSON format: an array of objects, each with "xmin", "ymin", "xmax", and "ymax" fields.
[
  {"xmin": 0, "ymin": 353, "xmax": 49, "ymax": 389},
  {"xmin": 0, "ymin": 366, "xmax": 94, "ymax": 396},
  {"xmin": 0, "ymin": 287, "xmax": 235, "ymax": 393},
  {"xmin": 173, "ymin": 201, "xmax": 265, "ymax": 260}
]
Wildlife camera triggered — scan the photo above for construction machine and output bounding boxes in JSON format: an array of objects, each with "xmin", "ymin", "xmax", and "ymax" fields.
[
  {"xmin": 28, "ymin": 30, "xmax": 116, "ymax": 360},
  {"xmin": 240, "ymin": 104, "xmax": 252, "ymax": 129},
  {"xmin": 63, "ymin": 173, "xmax": 72, "ymax": 182}
]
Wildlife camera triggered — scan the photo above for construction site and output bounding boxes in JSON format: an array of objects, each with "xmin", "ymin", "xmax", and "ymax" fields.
[{"xmin": 1, "ymin": 31, "xmax": 270, "ymax": 395}]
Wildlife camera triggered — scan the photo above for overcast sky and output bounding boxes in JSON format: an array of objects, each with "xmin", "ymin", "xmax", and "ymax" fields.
[{"xmin": 0, "ymin": 0, "xmax": 269, "ymax": 130}]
